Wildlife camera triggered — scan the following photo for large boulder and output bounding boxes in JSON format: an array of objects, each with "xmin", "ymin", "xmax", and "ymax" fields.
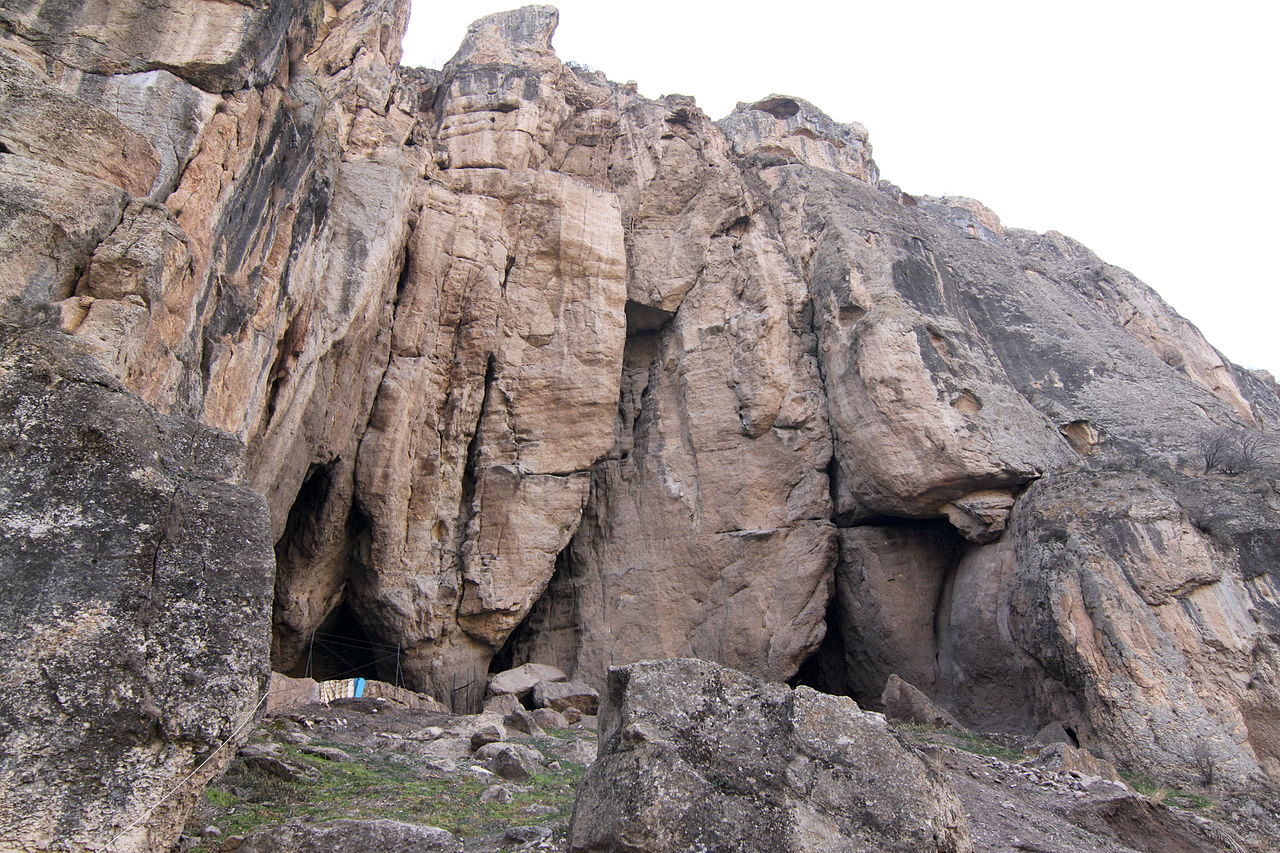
[
  {"xmin": 487, "ymin": 663, "xmax": 568, "ymax": 700},
  {"xmin": 0, "ymin": 328, "xmax": 274, "ymax": 851},
  {"xmin": 569, "ymin": 659, "xmax": 973, "ymax": 852},
  {"xmin": 532, "ymin": 679, "xmax": 599, "ymax": 715},
  {"xmin": 236, "ymin": 818, "xmax": 461, "ymax": 852}
]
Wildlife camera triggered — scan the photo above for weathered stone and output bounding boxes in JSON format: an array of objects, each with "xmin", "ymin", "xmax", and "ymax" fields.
[
  {"xmin": 479, "ymin": 785, "xmax": 513, "ymax": 805},
  {"xmin": 0, "ymin": 0, "xmax": 295, "ymax": 92},
  {"xmin": 470, "ymin": 723, "xmax": 505, "ymax": 751},
  {"xmin": 265, "ymin": 673, "xmax": 320, "ymax": 714},
  {"xmin": 503, "ymin": 707, "xmax": 545, "ymax": 737},
  {"xmin": 881, "ymin": 674, "xmax": 963, "ymax": 730},
  {"xmin": 3, "ymin": 3, "xmax": 1280, "ymax": 847},
  {"xmin": 488, "ymin": 663, "xmax": 568, "ymax": 700},
  {"xmin": 530, "ymin": 707, "xmax": 569, "ymax": 730},
  {"xmin": 531, "ymin": 679, "xmax": 599, "ymax": 715},
  {"xmin": 483, "ymin": 693, "xmax": 524, "ymax": 716},
  {"xmin": 0, "ymin": 51, "xmax": 160, "ymax": 196},
  {"xmin": 1024, "ymin": 743, "xmax": 1123, "ymax": 783},
  {"xmin": 0, "ymin": 329, "xmax": 273, "ymax": 852},
  {"xmin": 569, "ymin": 659, "xmax": 973, "ymax": 852},
  {"xmin": 475, "ymin": 742, "xmax": 542, "ymax": 782},
  {"xmin": 236, "ymin": 818, "xmax": 461, "ymax": 853}
]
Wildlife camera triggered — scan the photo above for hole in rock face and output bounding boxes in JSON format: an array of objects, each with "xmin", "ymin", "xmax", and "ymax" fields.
[
  {"xmin": 624, "ymin": 299, "xmax": 675, "ymax": 334},
  {"xmin": 792, "ymin": 519, "xmax": 968, "ymax": 715},
  {"xmin": 491, "ymin": 544, "xmax": 582, "ymax": 680},
  {"xmin": 295, "ymin": 596, "xmax": 388, "ymax": 683},
  {"xmin": 751, "ymin": 97, "xmax": 800, "ymax": 120},
  {"xmin": 790, "ymin": 594, "xmax": 851, "ymax": 697},
  {"xmin": 274, "ymin": 461, "xmax": 337, "ymax": 584},
  {"xmin": 272, "ymin": 462, "xmax": 401, "ymax": 685}
]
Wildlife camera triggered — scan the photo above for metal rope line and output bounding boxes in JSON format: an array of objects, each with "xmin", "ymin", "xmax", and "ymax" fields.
[
  {"xmin": 308, "ymin": 630, "xmax": 402, "ymax": 652},
  {"xmin": 98, "ymin": 688, "xmax": 271, "ymax": 852},
  {"xmin": 97, "ymin": 661, "xmax": 409, "ymax": 852}
]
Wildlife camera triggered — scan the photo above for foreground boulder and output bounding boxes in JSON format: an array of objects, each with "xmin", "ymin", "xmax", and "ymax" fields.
[
  {"xmin": 235, "ymin": 818, "xmax": 461, "ymax": 852},
  {"xmin": 569, "ymin": 659, "xmax": 972, "ymax": 852},
  {"xmin": 0, "ymin": 327, "xmax": 274, "ymax": 850}
]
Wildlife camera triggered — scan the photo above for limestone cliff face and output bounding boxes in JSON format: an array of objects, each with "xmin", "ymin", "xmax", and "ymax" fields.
[{"xmin": 1, "ymin": 1, "xmax": 1279, "ymax": 847}]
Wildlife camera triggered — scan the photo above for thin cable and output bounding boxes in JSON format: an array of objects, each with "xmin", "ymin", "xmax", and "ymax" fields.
[
  {"xmin": 98, "ymin": 688, "xmax": 270, "ymax": 852},
  {"xmin": 98, "ymin": 665, "xmax": 423, "ymax": 850}
]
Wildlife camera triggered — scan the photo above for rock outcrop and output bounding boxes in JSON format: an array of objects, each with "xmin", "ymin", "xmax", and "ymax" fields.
[
  {"xmin": 1, "ymin": 0, "xmax": 1279, "ymax": 847},
  {"xmin": 569, "ymin": 658, "xmax": 973, "ymax": 852},
  {"xmin": 0, "ymin": 328, "xmax": 274, "ymax": 850}
]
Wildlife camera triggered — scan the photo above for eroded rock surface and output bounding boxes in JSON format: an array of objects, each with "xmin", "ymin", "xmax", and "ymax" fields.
[
  {"xmin": 569, "ymin": 658, "xmax": 974, "ymax": 852},
  {"xmin": 0, "ymin": 328, "xmax": 274, "ymax": 850}
]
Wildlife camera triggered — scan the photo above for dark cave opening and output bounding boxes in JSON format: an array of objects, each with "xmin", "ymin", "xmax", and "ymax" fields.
[
  {"xmin": 292, "ymin": 596, "xmax": 394, "ymax": 683},
  {"xmin": 789, "ymin": 592, "xmax": 851, "ymax": 697},
  {"xmin": 791, "ymin": 518, "xmax": 968, "ymax": 715},
  {"xmin": 490, "ymin": 543, "xmax": 581, "ymax": 680},
  {"xmin": 272, "ymin": 460, "xmax": 402, "ymax": 686}
]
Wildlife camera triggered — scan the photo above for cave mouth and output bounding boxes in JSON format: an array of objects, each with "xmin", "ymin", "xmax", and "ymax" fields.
[
  {"xmin": 791, "ymin": 517, "xmax": 966, "ymax": 714},
  {"xmin": 271, "ymin": 458, "xmax": 402, "ymax": 686},
  {"xmin": 288, "ymin": 596, "xmax": 402, "ymax": 685}
]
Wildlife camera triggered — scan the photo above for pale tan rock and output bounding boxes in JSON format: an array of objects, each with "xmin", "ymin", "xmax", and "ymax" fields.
[
  {"xmin": 0, "ymin": 0, "xmax": 294, "ymax": 92},
  {"xmin": 881, "ymin": 674, "xmax": 963, "ymax": 730},
  {"xmin": 718, "ymin": 94, "xmax": 878, "ymax": 182},
  {"xmin": 487, "ymin": 663, "xmax": 567, "ymax": 699},
  {"xmin": 531, "ymin": 679, "xmax": 598, "ymax": 715},
  {"xmin": 266, "ymin": 673, "xmax": 321, "ymax": 714},
  {"xmin": 0, "ymin": 154, "xmax": 126, "ymax": 307},
  {"xmin": 939, "ymin": 489, "xmax": 1016, "ymax": 543},
  {"xmin": 1025, "ymin": 743, "xmax": 1123, "ymax": 783},
  {"xmin": 0, "ymin": 52, "xmax": 160, "ymax": 196},
  {"xmin": 482, "ymin": 694, "xmax": 524, "ymax": 716}
]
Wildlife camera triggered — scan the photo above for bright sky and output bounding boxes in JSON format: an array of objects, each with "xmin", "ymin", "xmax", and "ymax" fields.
[{"xmin": 402, "ymin": 1, "xmax": 1280, "ymax": 375}]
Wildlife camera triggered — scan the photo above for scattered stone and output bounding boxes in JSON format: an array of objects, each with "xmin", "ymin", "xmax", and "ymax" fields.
[
  {"xmin": 483, "ymin": 693, "xmax": 524, "ymax": 716},
  {"xmin": 480, "ymin": 785, "xmax": 513, "ymax": 804},
  {"xmin": 531, "ymin": 680, "xmax": 599, "ymax": 715},
  {"xmin": 881, "ymin": 674, "xmax": 964, "ymax": 729},
  {"xmin": 487, "ymin": 664, "xmax": 568, "ymax": 701},
  {"xmin": 236, "ymin": 818, "xmax": 461, "ymax": 852},
  {"xmin": 504, "ymin": 707, "xmax": 546, "ymax": 737},
  {"xmin": 522, "ymin": 804, "xmax": 558, "ymax": 818},
  {"xmin": 1023, "ymin": 743, "xmax": 1123, "ymax": 783},
  {"xmin": 475, "ymin": 742, "xmax": 542, "ymax": 782},
  {"xmin": 1035, "ymin": 721, "xmax": 1077, "ymax": 747},
  {"xmin": 530, "ymin": 708, "xmax": 569, "ymax": 730},
  {"xmin": 504, "ymin": 825, "xmax": 552, "ymax": 844}
]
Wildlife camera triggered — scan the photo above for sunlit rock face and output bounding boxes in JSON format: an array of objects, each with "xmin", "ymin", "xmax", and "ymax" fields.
[{"xmin": 2, "ymin": 1, "xmax": 1280, "ymax": 846}]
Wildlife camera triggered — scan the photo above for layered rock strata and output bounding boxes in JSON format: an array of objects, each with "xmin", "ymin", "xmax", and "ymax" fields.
[{"xmin": 1, "ymin": 0, "xmax": 1279, "ymax": 847}]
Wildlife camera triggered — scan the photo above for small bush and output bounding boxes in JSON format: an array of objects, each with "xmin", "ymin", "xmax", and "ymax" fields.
[{"xmin": 1199, "ymin": 427, "xmax": 1276, "ymax": 475}]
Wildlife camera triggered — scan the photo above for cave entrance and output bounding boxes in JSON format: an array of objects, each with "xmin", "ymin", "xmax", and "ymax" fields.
[
  {"xmin": 271, "ymin": 458, "xmax": 402, "ymax": 687},
  {"xmin": 295, "ymin": 596, "xmax": 403, "ymax": 685},
  {"xmin": 790, "ymin": 518, "xmax": 967, "ymax": 714}
]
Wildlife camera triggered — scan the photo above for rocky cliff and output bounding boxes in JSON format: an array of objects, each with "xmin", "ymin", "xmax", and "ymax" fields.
[{"xmin": 1, "ymin": 1, "xmax": 1278, "ymax": 849}]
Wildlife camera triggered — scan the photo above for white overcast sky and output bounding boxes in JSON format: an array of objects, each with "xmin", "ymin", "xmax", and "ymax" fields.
[{"xmin": 402, "ymin": 1, "xmax": 1280, "ymax": 375}]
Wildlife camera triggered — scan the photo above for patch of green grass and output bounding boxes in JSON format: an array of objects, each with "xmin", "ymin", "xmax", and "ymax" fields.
[
  {"xmin": 895, "ymin": 722, "xmax": 1025, "ymax": 762},
  {"xmin": 185, "ymin": 737, "xmax": 589, "ymax": 850},
  {"xmin": 1119, "ymin": 772, "xmax": 1214, "ymax": 811}
]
